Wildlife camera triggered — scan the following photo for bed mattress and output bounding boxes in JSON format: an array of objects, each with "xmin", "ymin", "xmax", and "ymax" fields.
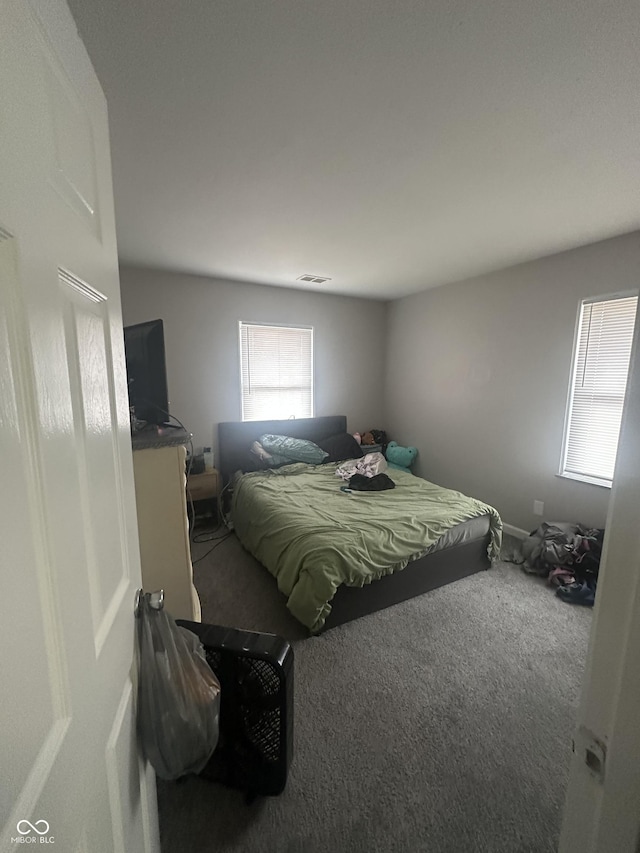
[
  {"xmin": 231, "ymin": 462, "xmax": 502, "ymax": 632},
  {"xmin": 426, "ymin": 513, "xmax": 491, "ymax": 553}
]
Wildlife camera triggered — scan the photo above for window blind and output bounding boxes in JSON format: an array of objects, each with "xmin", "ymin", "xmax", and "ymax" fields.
[
  {"xmin": 562, "ymin": 294, "xmax": 638, "ymax": 485},
  {"xmin": 240, "ymin": 322, "xmax": 314, "ymax": 421}
]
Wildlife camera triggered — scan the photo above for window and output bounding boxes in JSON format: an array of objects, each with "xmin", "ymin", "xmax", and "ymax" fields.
[
  {"xmin": 561, "ymin": 294, "xmax": 638, "ymax": 486},
  {"xmin": 239, "ymin": 322, "xmax": 314, "ymax": 421}
]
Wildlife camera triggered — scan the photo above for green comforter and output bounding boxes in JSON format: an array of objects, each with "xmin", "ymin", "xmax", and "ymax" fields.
[{"xmin": 231, "ymin": 463, "xmax": 502, "ymax": 632}]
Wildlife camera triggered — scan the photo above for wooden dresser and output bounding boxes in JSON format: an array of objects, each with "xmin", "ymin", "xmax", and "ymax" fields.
[{"xmin": 131, "ymin": 434, "xmax": 201, "ymax": 621}]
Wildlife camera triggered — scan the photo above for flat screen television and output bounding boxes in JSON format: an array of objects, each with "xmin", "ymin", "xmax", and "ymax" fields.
[{"xmin": 123, "ymin": 319, "xmax": 169, "ymax": 427}]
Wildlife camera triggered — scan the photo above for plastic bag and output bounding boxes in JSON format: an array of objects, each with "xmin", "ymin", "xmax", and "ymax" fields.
[{"xmin": 136, "ymin": 592, "xmax": 220, "ymax": 780}]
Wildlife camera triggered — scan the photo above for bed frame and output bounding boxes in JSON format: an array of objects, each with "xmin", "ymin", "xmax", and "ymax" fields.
[{"xmin": 218, "ymin": 415, "xmax": 490, "ymax": 632}]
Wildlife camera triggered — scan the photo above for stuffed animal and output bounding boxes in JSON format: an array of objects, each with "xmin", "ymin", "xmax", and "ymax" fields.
[{"xmin": 385, "ymin": 441, "xmax": 418, "ymax": 473}]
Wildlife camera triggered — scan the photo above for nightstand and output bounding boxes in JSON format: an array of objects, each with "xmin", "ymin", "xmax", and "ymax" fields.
[{"xmin": 187, "ymin": 468, "xmax": 221, "ymax": 522}]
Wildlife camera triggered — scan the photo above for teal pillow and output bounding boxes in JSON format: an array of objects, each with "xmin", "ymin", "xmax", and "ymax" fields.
[{"xmin": 259, "ymin": 434, "xmax": 329, "ymax": 465}]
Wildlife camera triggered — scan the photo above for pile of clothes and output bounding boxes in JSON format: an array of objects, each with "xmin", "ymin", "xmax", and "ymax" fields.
[
  {"xmin": 335, "ymin": 452, "xmax": 395, "ymax": 491},
  {"xmin": 517, "ymin": 522, "xmax": 605, "ymax": 607}
]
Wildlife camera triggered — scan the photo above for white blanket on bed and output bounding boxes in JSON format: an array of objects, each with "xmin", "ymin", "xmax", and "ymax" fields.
[{"xmin": 335, "ymin": 452, "xmax": 388, "ymax": 481}]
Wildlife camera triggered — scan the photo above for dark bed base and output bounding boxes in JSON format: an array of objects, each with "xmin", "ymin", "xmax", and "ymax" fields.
[
  {"xmin": 322, "ymin": 535, "xmax": 490, "ymax": 631},
  {"xmin": 217, "ymin": 415, "xmax": 492, "ymax": 632}
]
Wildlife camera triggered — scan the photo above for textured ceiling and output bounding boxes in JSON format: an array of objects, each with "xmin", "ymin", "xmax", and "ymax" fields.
[{"xmin": 68, "ymin": 0, "xmax": 640, "ymax": 300}]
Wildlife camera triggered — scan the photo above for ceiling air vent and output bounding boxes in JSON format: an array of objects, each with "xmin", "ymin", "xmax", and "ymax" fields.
[{"xmin": 296, "ymin": 274, "xmax": 332, "ymax": 284}]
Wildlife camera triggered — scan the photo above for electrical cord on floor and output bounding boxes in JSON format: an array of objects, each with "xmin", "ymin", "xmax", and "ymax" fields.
[
  {"xmin": 190, "ymin": 477, "xmax": 230, "ymax": 542},
  {"xmin": 219, "ymin": 480, "xmax": 235, "ymax": 530},
  {"xmin": 192, "ymin": 530, "xmax": 233, "ymax": 564},
  {"xmin": 192, "ymin": 523, "xmax": 227, "ymax": 544},
  {"xmin": 191, "ymin": 479, "xmax": 235, "ymax": 543}
]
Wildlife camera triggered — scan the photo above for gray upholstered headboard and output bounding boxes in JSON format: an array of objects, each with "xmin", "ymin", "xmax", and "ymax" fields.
[{"xmin": 218, "ymin": 415, "xmax": 347, "ymax": 484}]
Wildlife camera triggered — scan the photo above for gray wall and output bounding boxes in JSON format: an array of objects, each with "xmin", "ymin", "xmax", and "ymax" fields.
[
  {"xmin": 384, "ymin": 232, "xmax": 640, "ymax": 532},
  {"xmin": 120, "ymin": 266, "xmax": 388, "ymax": 456}
]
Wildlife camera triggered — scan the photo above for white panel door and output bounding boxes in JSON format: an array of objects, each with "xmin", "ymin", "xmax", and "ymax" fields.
[
  {"xmin": 0, "ymin": 1, "xmax": 159, "ymax": 851},
  {"xmin": 559, "ymin": 318, "xmax": 640, "ymax": 848}
]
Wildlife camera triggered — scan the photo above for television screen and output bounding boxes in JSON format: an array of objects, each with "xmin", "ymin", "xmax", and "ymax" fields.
[{"xmin": 123, "ymin": 319, "xmax": 169, "ymax": 426}]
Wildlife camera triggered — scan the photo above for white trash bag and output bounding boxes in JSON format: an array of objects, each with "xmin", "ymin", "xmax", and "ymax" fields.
[{"xmin": 136, "ymin": 591, "xmax": 220, "ymax": 780}]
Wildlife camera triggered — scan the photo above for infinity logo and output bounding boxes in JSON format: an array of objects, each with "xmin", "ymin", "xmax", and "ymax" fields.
[{"xmin": 16, "ymin": 820, "xmax": 50, "ymax": 836}]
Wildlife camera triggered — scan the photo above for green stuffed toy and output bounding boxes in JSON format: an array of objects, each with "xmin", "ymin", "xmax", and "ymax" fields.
[{"xmin": 385, "ymin": 441, "xmax": 418, "ymax": 473}]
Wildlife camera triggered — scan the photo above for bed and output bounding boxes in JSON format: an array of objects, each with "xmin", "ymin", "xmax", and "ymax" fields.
[{"xmin": 218, "ymin": 416, "xmax": 502, "ymax": 633}]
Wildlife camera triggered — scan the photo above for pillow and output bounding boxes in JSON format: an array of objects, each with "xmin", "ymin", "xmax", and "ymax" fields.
[
  {"xmin": 317, "ymin": 432, "xmax": 364, "ymax": 463},
  {"xmin": 259, "ymin": 434, "xmax": 329, "ymax": 465}
]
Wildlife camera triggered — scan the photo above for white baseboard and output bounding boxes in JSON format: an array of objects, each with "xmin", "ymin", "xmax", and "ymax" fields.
[{"xmin": 502, "ymin": 523, "xmax": 529, "ymax": 540}]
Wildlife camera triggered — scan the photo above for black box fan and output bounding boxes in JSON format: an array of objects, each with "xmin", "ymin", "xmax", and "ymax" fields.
[{"xmin": 177, "ymin": 621, "xmax": 294, "ymax": 799}]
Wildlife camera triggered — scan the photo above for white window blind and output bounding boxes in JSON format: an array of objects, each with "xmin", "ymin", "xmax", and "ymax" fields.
[
  {"xmin": 562, "ymin": 294, "xmax": 637, "ymax": 485},
  {"xmin": 240, "ymin": 322, "xmax": 314, "ymax": 421}
]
